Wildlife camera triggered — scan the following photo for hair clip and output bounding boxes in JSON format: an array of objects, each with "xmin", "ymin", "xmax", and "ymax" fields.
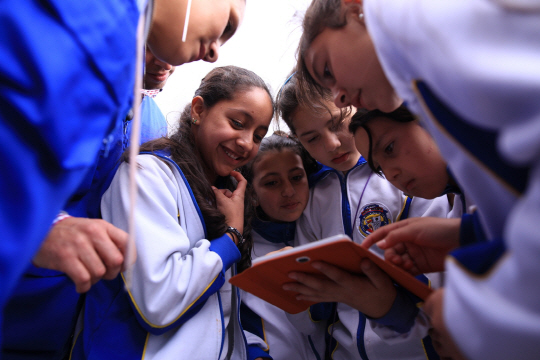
[{"xmin": 278, "ymin": 72, "xmax": 296, "ymax": 98}]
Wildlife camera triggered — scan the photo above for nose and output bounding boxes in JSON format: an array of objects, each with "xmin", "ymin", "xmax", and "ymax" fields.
[
  {"xmin": 236, "ymin": 132, "xmax": 254, "ymax": 153},
  {"xmin": 332, "ymin": 87, "xmax": 351, "ymax": 108},
  {"xmin": 323, "ymin": 132, "xmax": 341, "ymax": 153},
  {"xmin": 281, "ymin": 180, "xmax": 296, "ymax": 198},
  {"xmin": 383, "ymin": 163, "xmax": 400, "ymax": 181},
  {"xmin": 204, "ymin": 42, "xmax": 220, "ymax": 63}
]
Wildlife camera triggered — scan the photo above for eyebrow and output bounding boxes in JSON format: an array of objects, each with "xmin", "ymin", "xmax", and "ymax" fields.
[
  {"xmin": 299, "ymin": 118, "xmax": 333, "ymax": 138},
  {"xmin": 227, "ymin": 107, "xmax": 254, "ymax": 121},
  {"xmin": 260, "ymin": 167, "xmax": 304, "ymax": 179}
]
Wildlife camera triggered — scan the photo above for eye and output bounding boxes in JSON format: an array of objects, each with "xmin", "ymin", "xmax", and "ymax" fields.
[
  {"xmin": 254, "ymin": 133, "xmax": 264, "ymax": 143},
  {"xmin": 291, "ymin": 174, "xmax": 305, "ymax": 182},
  {"xmin": 264, "ymin": 180, "xmax": 278, "ymax": 187},
  {"xmin": 221, "ymin": 20, "xmax": 233, "ymax": 39},
  {"xmin": 231, "ymin": 119, "xmax": 243, "ymax": 129},
  {"xmin": 307, "ymin": 135, "xmax": 320, "ymax": 143},
  {"xmin": 384, "ymin": 142, "xmax": 394, "ymax": 155},
  {"xmin": 323, "ymin": 64, "xmax": 333, "ymax": 79}
]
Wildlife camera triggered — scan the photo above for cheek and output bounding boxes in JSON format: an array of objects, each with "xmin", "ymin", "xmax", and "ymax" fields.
[{"xmin": 258, "ymin": 196, "xmax": 279, "ymax": 217}]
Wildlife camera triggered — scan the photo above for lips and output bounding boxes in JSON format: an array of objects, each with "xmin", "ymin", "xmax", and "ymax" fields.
[
  {"xmin": 332, "ymin": 152, "xmax": 349, "ymax": 165},
  {"xmin": 221, "ymin": 145, "xmax": 243, "ymax": 164},
  {"xmin": 149, "ymin": 72, "xmax": 169, "ymax": 82},
  {"xmin": 281, "ymin": 202, "xmax": 300, "ymax": 210}
]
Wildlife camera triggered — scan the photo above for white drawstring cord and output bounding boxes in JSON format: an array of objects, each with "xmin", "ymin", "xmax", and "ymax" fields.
[{"xmin": 125, "ymin": 11, "xmax": 146, "ymax": 290}]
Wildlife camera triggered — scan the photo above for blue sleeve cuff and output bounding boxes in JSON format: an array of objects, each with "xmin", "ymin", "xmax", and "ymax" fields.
[
  {"xmin": 248, "ymin": 344, "xmax": 272, "ymax": 360},
  {"xmin": 209, "ymin": 234, "xmax": 241, "ymax": 271},
  {"xmin": 25, "ymin": 262, "xmax": 65, "ymax": 277},
  {"xmin": 369, "ymin": 287, "xmax": 419, "ymax": 333},
  {"xmin": 460, "ymin": 213, "xmax": 487, "ymax": 246}
]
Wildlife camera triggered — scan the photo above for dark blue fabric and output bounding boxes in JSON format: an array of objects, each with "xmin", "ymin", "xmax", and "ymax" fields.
[
  {"xmin": 2, "ymin": 265, "xmax": 80, "ymax": 360},
  {"xmin": 451, "ymin": 237, "xmax": 506, "ymax": 275},
  {"xmin": 0, "ymin": 0, "xmax": 138, "ymax": 353},
  {"xmin": 240, "ymin": 303, "xmax": 269, "ymax": 357},
  {"xmin": 356, "ymin": 314, "xmax": 369, "ymax": 360},
  {"xmin": 252, "ymin": 218, "xmax": 295, "ymax": 246},
  {"xmin": 422, "ymin": 335, "xmax": 441, "ymax": 360},
  {"xmin": 368, "ymin": 287, "xmax": 419, "ymax": 334},
  {"xmin": 460, "ymin": 213, "xmax": 488, "ymax": 246},
  {"xmin": 415, "ymin": 80, "xmax": 529, "ymax": 195}
]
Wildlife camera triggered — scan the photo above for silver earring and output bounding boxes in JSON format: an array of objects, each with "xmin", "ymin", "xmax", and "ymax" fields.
[
  {"xmin": 192, "ymin": 117, "xmax": 198, "ymax": 124},
  {"xmin": 358, "ymin": 12, "xmax": 364, "ymax": 20}
]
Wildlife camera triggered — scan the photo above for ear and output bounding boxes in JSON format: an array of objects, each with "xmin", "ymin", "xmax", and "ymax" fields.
[
  {"xmin": 344, "ymin": 0, "xmax": 364, "ymax": 22},
  {"xmin": 191, "ymin": 96, "xmax": 205, "ymax": 125}
]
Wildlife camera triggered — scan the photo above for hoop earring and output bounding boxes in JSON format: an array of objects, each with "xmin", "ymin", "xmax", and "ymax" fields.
[{"xmin": 192, "ymin": 117, "xmax": 198, "ymax": 124}]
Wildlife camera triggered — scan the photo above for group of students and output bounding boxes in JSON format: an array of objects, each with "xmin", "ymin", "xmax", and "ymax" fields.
[{"xmin": 1, "ymin": 0, "xmax": 539, "ymax": 359}]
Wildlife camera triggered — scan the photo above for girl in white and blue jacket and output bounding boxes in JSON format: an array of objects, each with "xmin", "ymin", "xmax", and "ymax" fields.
[
  {"xmin": 70, "ymin": 66, "xmax": 274, "ymax": 360},
  {"xmin": 239, "ymin": 132, "xmax": 325, "ymax": 360}
]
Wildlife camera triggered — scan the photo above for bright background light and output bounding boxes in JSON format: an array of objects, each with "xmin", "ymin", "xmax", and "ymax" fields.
[{"xmin": 154, "ymin": 0, "xmax": 312, "ymax": 134}]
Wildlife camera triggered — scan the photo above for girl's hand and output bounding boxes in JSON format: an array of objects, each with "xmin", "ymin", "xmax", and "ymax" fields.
[
  {"xmin": 212, "ymin": 170, "xmax": 247, "ymax": 234},
  {"xmin": 283, "ymin": 259, "xmax": 397, "ymax": 319},
  {"xmin": 361, "ymin": 217, "xmax": 461, "ymax": 275}
]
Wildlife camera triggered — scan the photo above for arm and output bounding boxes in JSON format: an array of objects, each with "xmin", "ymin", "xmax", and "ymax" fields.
[{"xmin": 101, "ymin": 155, "xmax": 240, "ymax": 334}]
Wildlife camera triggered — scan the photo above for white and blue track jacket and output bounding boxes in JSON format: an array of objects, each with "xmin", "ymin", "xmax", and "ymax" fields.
[{"xmin": 71, "ymin": 154, "xmax": 255, "ymax": 360}]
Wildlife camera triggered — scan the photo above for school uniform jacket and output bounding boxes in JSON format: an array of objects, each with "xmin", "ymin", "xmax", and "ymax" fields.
[
  {"xmin": 240, "ymin": 221, "xmax": 327, "ymax": 360},
  {"xmin": 71, "ymin": 154, "xmax": 252, "ymax": 360},
  {"xmin": 291, "ymin": 159, "xmax": 450, "ymax": 360},
  {"xmin": 365, "ymin": 0, "xmax": 540, "ymax": 358}
]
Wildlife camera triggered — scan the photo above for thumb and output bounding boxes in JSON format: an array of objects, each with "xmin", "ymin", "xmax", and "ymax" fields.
[{"xmin": 360, "ymin": 258, "xmax": 391, "ymax": 289}]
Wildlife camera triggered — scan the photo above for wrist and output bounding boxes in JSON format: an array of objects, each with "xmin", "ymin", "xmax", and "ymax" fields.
[
  {"xmin": 52, "ymin": 211, "xmax": 71, "ymax": 226},
  {"xmin": 226, "ymin": 226, "xmax": 244, "ymax": 246}
]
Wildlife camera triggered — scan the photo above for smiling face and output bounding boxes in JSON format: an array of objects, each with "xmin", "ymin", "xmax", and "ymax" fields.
[
  {"xmin": 303, "ymin": 8, "xmax": 401, "ymax": 112},
  {"xmin": 353, "ymin": 117, "xmax": 449, "ymax": 199},
  {"xmin": 252, "ymin": 149, "xmax": 310, "ymax": 223},
  {"xmin": 292, "ymin": 101, "xmax": 360, "ymax": 173},
  {"xmin": 191, "ymin": 87, "xmax": 273, "ymax": 183},
  {"xmin": 148, "ymin": 0, "xmax": 245, "ymax": 65},
  {"xmin": 144, "ymin": 48, "xmax": 176, "ymax": 90}
]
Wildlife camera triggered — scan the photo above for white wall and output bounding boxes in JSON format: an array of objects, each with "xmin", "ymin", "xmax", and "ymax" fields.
[{"xmin": 154, "ymin": 0, "xmax": 312, "ymax": 134}]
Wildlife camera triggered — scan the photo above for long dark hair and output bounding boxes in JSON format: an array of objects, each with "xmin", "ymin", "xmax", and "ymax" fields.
[
  {"xmin": 134, "ymin": 66, "xmax": 274, "ymax": 272},
  {"xmin": 349, "ymin": 105, "xmax": 416, "ymax": 175}
]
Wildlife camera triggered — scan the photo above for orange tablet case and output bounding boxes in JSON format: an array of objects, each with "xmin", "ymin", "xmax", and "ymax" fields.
[{"xmin": 229, "ymin": 234, "xmax": 433, "ymax": 314}]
